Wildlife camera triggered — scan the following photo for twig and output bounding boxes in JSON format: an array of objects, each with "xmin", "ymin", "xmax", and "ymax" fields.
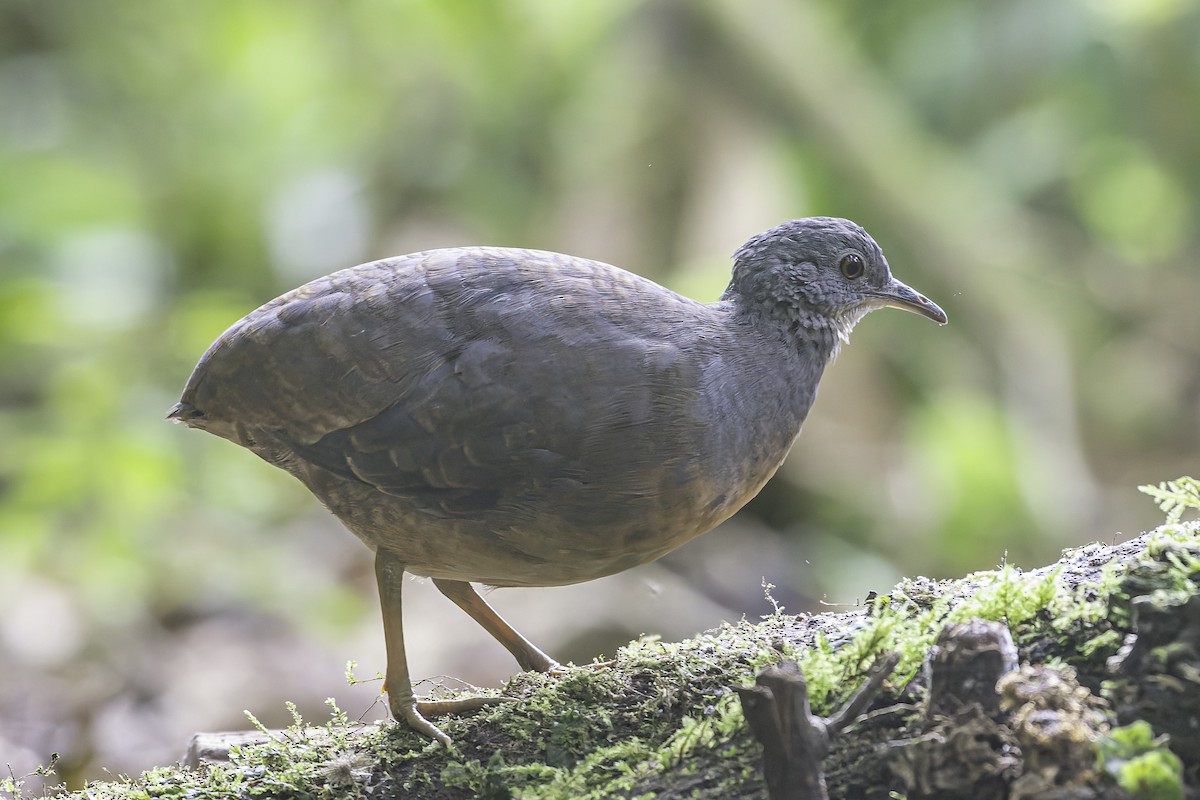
[{"xmin": 737, "ymin": 652, "xmax": 900, "ymax": 800}]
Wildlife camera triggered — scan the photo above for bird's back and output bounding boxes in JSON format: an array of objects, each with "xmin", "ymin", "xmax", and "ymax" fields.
[{"xmin": 173, "ymin": 246, "xmax": 814, "ymax": 585}]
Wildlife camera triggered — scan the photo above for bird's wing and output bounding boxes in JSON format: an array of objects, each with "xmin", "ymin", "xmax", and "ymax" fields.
[{"xmin": 178, "ymin": 247, "xmax": 710, "ymax": 518}]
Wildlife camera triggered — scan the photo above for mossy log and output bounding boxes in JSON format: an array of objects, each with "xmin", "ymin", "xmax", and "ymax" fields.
[{"xmin": 68, "ymin": 525, "xmax": 1197, "ymax": 799}]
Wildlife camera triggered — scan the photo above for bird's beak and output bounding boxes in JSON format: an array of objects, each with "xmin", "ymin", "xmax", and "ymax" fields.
[{"xmin": 874, "ymin": 279, "xmax": 948, "ymax": 325}]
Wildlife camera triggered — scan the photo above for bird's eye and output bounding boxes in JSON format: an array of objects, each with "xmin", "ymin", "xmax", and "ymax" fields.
[{"xmin": 839, "ymin": 253, "xmax": 865, "ymax": 279}]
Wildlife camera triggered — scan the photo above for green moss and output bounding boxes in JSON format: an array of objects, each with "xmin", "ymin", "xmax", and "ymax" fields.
[
  {"xmin": 1, "ymin": 755, "xmax": 59, "ymax": 800},
  {"xmin": 1139, "ymin": 477, "xmax": 1200, "ymax": 525},
  {"xmin": 1098, "ymin": 722, "xmax": 1184, "ymax": 800},
  {"xmin": 1077, "ymin": 628, "xmax": 1122, "ymax": 660},
  {"xmin": 952, "ymin": 563, "xmax": 1064, "ymax": 628},
  {"xmin": 45, "ymin": 520, "xmax": 1200, "ymax": 799}
]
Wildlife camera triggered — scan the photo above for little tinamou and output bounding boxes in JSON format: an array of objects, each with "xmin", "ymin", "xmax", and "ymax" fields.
[{"xmin": 169, "ymin": 217, "xmax": 946, "ymax": 742}]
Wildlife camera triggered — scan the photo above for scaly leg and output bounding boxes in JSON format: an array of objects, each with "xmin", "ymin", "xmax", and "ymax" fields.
[
  {"xmin": 375, "ymin": 549, "xmax": 501, "ymax": 744},
  {"xmin": 433, "ymin": 578, "xmax": 559, "ymax": 673}
]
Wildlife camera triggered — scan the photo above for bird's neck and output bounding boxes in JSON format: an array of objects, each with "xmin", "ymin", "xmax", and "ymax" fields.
[
  {"xmin": 727, "ymin": 299, "xmax": 857, "ymax": 367},
  {"xmin": 705, "ymin": 302, "xmax": 841, "ymax": 439},
  {"xmin": 787, "ymin": 308, "xmax": 861, "ymax": 364},
  {"xmin": 721, "ymin": 277, "xmax": 867, "ymax": 360},
  {"xmin": 689, "ymin": 304, "xmax": 844, "ymax": 525}
]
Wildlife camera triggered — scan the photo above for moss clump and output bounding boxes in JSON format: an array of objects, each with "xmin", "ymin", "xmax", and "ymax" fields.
[
  {"xmin": 1098, "ymin": 721, "xmax": 1184, "ymax": 800},
  {"xmin": 1138, "ymin": 477, "xmax": 1200, "ymax": 525},
  {"xmin": 44, "ymin": 513, "xmax": 1200, "ymax": 798}
]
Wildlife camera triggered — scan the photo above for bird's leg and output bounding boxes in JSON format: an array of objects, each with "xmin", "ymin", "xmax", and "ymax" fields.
[
  {"xmin": 433, "ymin": 578, "xmax": 560, "ymax": 673},
  {"xmin": 375, "ymin": 550, "xmax": 506, "ymax": 744},
  {"xmin": 375, "ymin": 548, "xmax": 452, "ymax": 743}
]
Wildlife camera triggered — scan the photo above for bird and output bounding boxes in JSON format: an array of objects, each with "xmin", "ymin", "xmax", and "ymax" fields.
[{"xmin": 169, "ymin": 216, "xmax": 946, "ymax": 743}]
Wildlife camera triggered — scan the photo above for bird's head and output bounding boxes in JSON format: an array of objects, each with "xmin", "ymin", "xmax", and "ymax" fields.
[{"xmin": 724, "ymin": 217, "xmax": 946, "ymax": 343}]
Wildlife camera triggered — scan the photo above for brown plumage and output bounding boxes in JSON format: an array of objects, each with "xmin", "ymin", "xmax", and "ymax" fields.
[{"xmin": 170, "ymin": 217, "xmax": 946, "ymax": 742}]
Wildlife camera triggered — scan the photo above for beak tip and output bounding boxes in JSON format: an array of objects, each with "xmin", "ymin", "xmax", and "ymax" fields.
[
  {"xmin": 906, "ymin": 289, "xmax": 947, "ymax": 325},
  {"xmin": 881, "ymin": 284, "xmax": 948, "ymax": 325}
]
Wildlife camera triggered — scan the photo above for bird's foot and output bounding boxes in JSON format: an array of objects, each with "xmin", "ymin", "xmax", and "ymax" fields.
[
  {"xmin": 396, "ymin": 699, "xmax": 451, "ymax": 745},
  {"xmin": 391, "ymin": 693, "xmax": 513, "ymax": 745},
  {"xmin": 418, "ymin": 695, "xmax": 512, "ymax": 717},
  {"xmin": 521, "ymin": 652, "xmax": 560, "ymax": 673}
]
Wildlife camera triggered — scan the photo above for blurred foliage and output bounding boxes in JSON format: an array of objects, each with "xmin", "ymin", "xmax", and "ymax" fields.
[{"xmin": 2, "ymin": 0, "xmax": 1199, "ymax": 786}]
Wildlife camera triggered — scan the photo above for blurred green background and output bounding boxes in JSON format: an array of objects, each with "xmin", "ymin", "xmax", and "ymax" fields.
[{"xmin": 2, "ymin": 0, "xmax": 1198, "ymax": 788}]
